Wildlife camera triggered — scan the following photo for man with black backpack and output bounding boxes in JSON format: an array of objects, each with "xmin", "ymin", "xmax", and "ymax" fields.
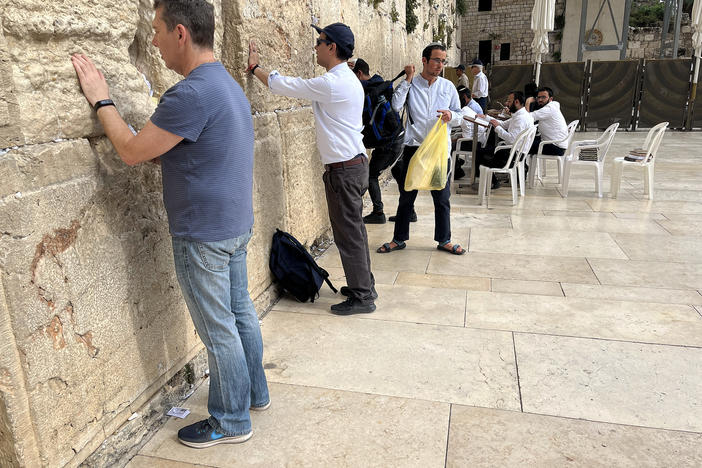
[{"xmin": 353, "ymin": 59, "xmax": 403, "ymax": 224}]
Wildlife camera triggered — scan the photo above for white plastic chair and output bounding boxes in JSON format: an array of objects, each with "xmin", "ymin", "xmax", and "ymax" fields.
[
  {"xmin": 515, "ymin": 126, "xmax": 538, "ymax": 196},
  {"xmin": 561, "ymin": 122, "xmax": 619, "ymax": 198},
  {"xmin": 610, "ymin": 122, "xmax": 668, "ymax": 200},
  {"xmin": 450, "ymin": 125, "xmax": 492, "ymax": 194},
  {"xmin": 528, "ymin": 120, "xmax": 579, "ymax": 188},
  {"xmin": 478, "ymin": 127, "xmax": 534, "ymax": 206}
]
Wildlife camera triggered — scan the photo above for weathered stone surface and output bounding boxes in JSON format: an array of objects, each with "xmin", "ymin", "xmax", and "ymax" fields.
[{"xmin": 0, "ymin": 0, "xmax": 459, "ymax": 466}]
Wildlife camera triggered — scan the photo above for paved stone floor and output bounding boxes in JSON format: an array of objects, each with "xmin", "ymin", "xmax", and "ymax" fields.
[{"xmin": 127, "ymin": 132, "xmax": 702, "ymax": 467}]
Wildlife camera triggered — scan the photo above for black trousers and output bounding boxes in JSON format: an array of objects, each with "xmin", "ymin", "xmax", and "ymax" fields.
[
  {"xmin": 528, "ymin": 135, "xmax": 566, "ymax": 174},
  {"xmin": 323, "ymin": 157, "xmax": 375, "ymax": 301},
  {"xmin": 392, "ymin": 146, "xmax": 451, "ymax": 244},
  {"xmin": 476, "ymin": 97, "xmax": 487, "ymax": 113},
  {"xmin": 367, "ymin": 139, "xmax": 403, "ymax": 213}
]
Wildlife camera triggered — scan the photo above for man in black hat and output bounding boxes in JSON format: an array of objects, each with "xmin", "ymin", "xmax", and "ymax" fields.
[
  {"xmin": 471, "ymin": 59, "xmax": 489, "ymax": 112},
  {"xmin": 456, "ymin": 64, "xmax": 470, "ymax": 89},
  {"xmin": 248, "ymin": 23, "xmax": 377, "ymax": 316}
]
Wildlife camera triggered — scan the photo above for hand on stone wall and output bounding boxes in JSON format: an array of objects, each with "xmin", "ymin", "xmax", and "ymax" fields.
[{"xmin": 71, "ymin": 54, "xmax": 110, "ymax": 108}]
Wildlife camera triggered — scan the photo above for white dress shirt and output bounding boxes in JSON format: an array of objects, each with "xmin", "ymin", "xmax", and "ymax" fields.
[
  {"xmin": 268, "ymin": 63, "xmax": 366, "ymax": 164},
  {"xmin": 495, "ymin": 107, "xmax": 534, "ymax": 145},
  {"xmin": 459, "ymin": 104, "xmax": 488, "ymax": 146},
  {"xmin": 531, "ymin": 101, "xmax": 569, "ymax": 149},
  {"xmin": 391, "ymin": 74, "xmax": 463, "ymax": 158},
  {"xmin": 472, "ymin": 71, "xmax": 488, "ymax": 98}
]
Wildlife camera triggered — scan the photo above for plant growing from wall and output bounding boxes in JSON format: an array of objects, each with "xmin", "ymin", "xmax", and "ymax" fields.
[
  {"xmin": 456, "ymin": 0, "xmax": 467, "ymax": 16},
  {"xmin": 423, "ymin": 21, "xmax": 430, "ymax": 31},
  {"xmin": 391, "ymin": 1, "xmax": 399, "ymax": 22},
  {"xmin": 406, "ymin": 0, "xmax": 419, "ymax": 33},
  {"xmin": 447, "ymin": 24, "xmax": 454, "ymax": 49},
  {"xmin": 368, "ymin": 0, "xmax": 384, "ymax": 9}
]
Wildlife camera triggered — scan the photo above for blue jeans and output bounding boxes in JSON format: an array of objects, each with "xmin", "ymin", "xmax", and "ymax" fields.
[{"xmin": 172, "ymin": 230, "xmax": 269, "ymax": 436}]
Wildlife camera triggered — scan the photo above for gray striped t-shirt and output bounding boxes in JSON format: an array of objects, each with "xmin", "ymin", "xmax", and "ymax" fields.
[{"xmin": 151, "ymin": 62, "xmax": 254, "ymax": 242}]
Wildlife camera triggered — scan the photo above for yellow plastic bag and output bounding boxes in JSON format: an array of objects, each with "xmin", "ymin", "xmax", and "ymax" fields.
[{"xmin": 404, "ymin": 118, "xmax": 448, "ymax": 191}]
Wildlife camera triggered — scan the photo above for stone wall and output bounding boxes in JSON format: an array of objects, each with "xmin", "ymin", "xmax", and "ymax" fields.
[
  {"xmin": 458, "ymin": 0, "xmax": 565, "ymax": 66},
  {"xmin": 0, "ymin": 0, "xmax": 457, "ymax": 466},
  {"xmin": 626, "ymin": 22, "xmax": 694, "ymax": 59}
]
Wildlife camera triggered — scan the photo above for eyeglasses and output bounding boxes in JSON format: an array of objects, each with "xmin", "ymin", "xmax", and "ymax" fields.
[
  {"xmin": 316, "ymin": 38, "xmax": 332, "ymax": 47},
  {"xmin": 429, "ymin": 57, "xmax": 447, "ymax": 65}
]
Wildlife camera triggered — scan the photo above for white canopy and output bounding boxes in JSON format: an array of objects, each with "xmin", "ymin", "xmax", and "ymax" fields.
[{"xmin": 531, "ymin": 0, "xmax": 556, "ymax": 85}]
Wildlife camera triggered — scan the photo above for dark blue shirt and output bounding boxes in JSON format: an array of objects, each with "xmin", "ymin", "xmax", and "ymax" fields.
[{"xmin": 151, "ymin": 62, "xmax": 254, "ymax": 242}]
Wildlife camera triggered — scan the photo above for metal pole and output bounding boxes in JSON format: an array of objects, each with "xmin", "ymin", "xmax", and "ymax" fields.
[
  {"xmin": 661, "ymin": 0, "xmax": 673, "ymax": 58},
  {"xmin": 535, "ymin": 61, "xmax": 542, "ymax": 86},
  {"xmin": 621, "ymin": 0, "xmax": 633, "ymax": 60},
  {"xmin": 578, "ymin": 0, "xmax": 589, "ymax": 62},
  {"xmin": 673, "ymin": 0, "xmax": 684, "ymax": 57},
  {"xmin": 688, "ymin": 57, "xmax": 700, "ymax": 130}
]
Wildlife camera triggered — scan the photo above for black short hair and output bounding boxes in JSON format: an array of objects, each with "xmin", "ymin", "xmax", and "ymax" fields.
[
  {"xmin": 422, "ymin": 42, "xmax": 446, "ymax": 61},
  {"xmin": 511, "ymin": 90, "xmax": 526, "ymax": 106},
  {"xmin": 537, "ymin": 86, "xmax": 554, "ymax": 98},
  {"xmin": 154, "ymin": 0, "xmax": 215, "ymax": 50},
  {"xmin": 457, "ymin": 86, "xmax": 472, "ymax": 106},
  {"xmin": 524, "ymin": 82, "xmax": 538, "ymax": 99},
  {"xmin": 354, "ymin": 58, "xmax": 370, "ymax": 76}
]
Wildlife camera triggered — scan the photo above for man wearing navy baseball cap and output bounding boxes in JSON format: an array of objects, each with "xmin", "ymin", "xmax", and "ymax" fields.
[{"xmin": 248, "ymin": 23, "xmax": 377, "ymax": 316}]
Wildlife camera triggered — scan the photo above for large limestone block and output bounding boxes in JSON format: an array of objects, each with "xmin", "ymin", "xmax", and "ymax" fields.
[
  {"xmin": 225, "ymin": 0, "xmax": 317, "ymax": 113},
  {"xmin": 2, "ymin": 0, "xmax": 152, "ymax": 144},
  {"xmin": 277, "ymin": 108, "xmax": 330, "ymax": 245},
  {"xmin": 249, "ymin": 113, "xmax": 285, "ymax": 299},
  {"xmin": 0, "ymin": 139, "xmax": 98, "ymax": 198},
  {"xmin": 0, "ymin": 28, "xmax": 22, "ymax": 148}
]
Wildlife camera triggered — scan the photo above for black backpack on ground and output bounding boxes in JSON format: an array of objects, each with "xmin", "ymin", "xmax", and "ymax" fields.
[
  {"xmin": 269, "ymin": 229, "xmax": 337, "ymax": 303},
  {"xmin": 361, "ymin": 71, "xmax": 406, "ymax": 148}
]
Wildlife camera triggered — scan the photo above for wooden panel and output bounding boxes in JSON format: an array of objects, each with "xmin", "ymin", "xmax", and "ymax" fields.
[
  {"xmin": 539, "ymin": 62, "xmax": 586, "ymax": 125},
  {"xmin": 639, "ymin": 59, "xmax": 691, "ymax": 129},
  {"xmin": 489, "ymin": 64, "xmax": 534, "ymax": 109},
  {"xmin": 587, "ymin": 61, "xmax": 640, "ymax": 130}
]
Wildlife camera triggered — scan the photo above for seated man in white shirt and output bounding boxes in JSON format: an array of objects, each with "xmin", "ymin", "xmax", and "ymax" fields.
[
  {"xmin": 475, "ymin": 90, "xmax": 534, "ymax": 189},
  {"xmin": 525, "ymin": 87, "xmax": 568, "ymax": 172},
  {"xmin": 452, "ymin": 86, "xmax": 487, "ymax": 180}
]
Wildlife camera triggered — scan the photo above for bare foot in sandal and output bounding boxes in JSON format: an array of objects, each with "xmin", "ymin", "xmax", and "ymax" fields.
[
  {"xmin": 377, "ymin": 241, "xmax": 406, "ymax": 253},
  {"xmin": 437, "ymin": 242, "xmax": 465, "ymax": 255}
]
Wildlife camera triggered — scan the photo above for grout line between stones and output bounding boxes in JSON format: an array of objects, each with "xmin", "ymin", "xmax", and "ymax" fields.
[
  {"xmin": 512, "ymin": 332, "xmax": 524, "ymax": 413},
  {"xmin": 444, "ymin": 404, "xmax": 452, "ymax": 468},
  {"xmin": 584, "ymin": 257, "xmax": 603, "ymax": 285}
]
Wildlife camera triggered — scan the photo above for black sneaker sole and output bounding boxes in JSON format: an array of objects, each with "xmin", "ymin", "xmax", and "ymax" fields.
[{"xmin": 330, "ymin": 303, "xmax": 376, "ymax": 315}]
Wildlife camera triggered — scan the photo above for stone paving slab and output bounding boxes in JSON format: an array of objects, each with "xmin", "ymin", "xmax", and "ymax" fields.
[
  {"xmin": 515, "ymin": 333, "xmax": 702, "ymax": 432},
  {"xmin": 137, "ymin": 382, "xmax": 449, "ymax": 468},
  {"xmin": 588, "ymin": 258, "xmax": 702, "ymax": 290},
  {"xmin": 561, "ymin": 283, "xmax": 702, "ymax": 305},
  {"xmin": 272, "ymin": 284, "xmax": 466, "ymax": 327},
  {"xmin": 446, "ymin": 406, "xmax": 702, "ymax": 467},
  {"xmin": 260, "ymin": 312, "xmax": 520, "ymax": 410},
  {"xmin": 466, "ymin": 292, "xmax": 702, "ymax": 347}
]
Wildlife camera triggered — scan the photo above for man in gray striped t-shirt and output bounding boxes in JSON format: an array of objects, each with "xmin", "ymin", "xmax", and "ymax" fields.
[{"xmin": 72, "ymin": 0, "xmax": 268, "ymax": 449}]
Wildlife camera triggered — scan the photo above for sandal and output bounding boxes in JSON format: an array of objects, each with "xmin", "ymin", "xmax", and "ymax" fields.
[
  {"xmin": 376, "ymin": 241, "xmax": 406, "ymax": 253},
  {"xmin": 437, "ymin": 243, "xmax": 465, "ymax": 255}
]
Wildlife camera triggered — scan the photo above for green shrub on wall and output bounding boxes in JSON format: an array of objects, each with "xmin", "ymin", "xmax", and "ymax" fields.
[
  {"xmin": 456, "ymin": 0, "xmax": 467, "ymax": 16},
  {"xmin": 406, "ymin": 0, "xmax": 419, "ymax": 33}
]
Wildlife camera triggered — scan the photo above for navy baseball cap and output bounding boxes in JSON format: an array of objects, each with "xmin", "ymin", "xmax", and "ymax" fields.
[
  {"xmin": 457, "ymin": 64, "xmax": 466, "ymax": 71},
  {"xmin": 311, "ymin": 22, "xmax": 355, "ymax": 56}
]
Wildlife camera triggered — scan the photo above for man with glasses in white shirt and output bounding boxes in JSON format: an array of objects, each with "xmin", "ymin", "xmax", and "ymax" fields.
[
  {"xmin": 525, "ymin": 87, "xmax": 568, "ymax": 171},
  {"xmin": 376, "ymin": 43, "xmax": 466, "ymax": 256},
  {"xmin": 248, "ymin": 23, "xmax": 376, "ymax": 315}
]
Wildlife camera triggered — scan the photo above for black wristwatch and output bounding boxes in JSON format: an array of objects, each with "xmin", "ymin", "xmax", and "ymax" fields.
[
  {"xmin": 249, "ymin": 64, "xmax": 259, "ymax": 75},
  {"xmin": 93, "ymin": 99, "xmax": 115, "ymax": 112}
]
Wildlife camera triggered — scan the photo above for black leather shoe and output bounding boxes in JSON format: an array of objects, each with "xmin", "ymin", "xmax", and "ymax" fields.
[
  {"xmin": 340, "ymin": 286, "xmax": 378, "ymax": 300},
  {"xmin": 363, "ymin": 211, "xmax": 386, "ymax": 224},
  {"xmin": 330, "ymin": 297, "xmax": 376, "ymax": 315},
  {"xmin": 388, "ymin": 212, "xmax": 417, "ymax": 222}
]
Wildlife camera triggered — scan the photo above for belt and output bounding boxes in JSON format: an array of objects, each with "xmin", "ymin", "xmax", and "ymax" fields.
[{"xmin": 324, "ymin": 154, "xmax": 365, "ymax": 171}]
